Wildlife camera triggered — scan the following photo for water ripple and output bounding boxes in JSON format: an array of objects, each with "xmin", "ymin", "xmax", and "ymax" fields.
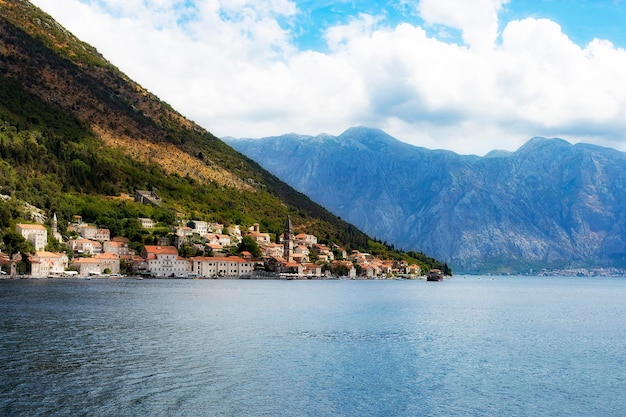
[{"xmin": 2, "ymin": 278, "xmax": 625, "ymax": 416}]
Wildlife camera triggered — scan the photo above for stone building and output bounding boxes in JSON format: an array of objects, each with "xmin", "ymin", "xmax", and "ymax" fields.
[
  {"xmin": 72, "ymin": 253, "xmax": 120, "ymax": 276},
  {"xmin": 134, "ymin": 189, "xmax": 162, "ymax": 206},
  {"xmin": 16, "ymin": 224, "xmax": 47, "ymax": 251},
  {"xmin": 189, "ymin": 256, "xmax": 254, "ymax": 278},
  {"xmin": 30, "ymin": 251, "xmax": 69, "ymax": 277},
  {"xmin": 141, "ymin": 245, "xmax": 188, "ymax": 277}
]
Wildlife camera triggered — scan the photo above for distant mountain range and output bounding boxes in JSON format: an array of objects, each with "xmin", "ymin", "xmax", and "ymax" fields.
[{"xmin": 226, "ymin": 127, "xmax": 626, "ymax": 273}]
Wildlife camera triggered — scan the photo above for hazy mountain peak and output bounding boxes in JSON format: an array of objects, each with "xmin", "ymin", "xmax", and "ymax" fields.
[
  {"xmin": 483, "ymin": 149, "xmax": 513, "ymax": 158},
  {"xmin": 333, "ymin": 126, "xmax": 420, "ymax": 154},
  {"xmin": 517, "ymin": 137, "xmax": 572, "ymax": 153},
  {"xmin": 339, "ymin": 126, "xmax": 389, "ymax": 138},
  {"xmin": 229, "ymin": 128, "xmax": 626, "ymax": 273}
]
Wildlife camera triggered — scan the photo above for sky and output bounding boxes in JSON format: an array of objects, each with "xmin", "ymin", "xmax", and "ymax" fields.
[{"xmin": 30, "ymin": 0, "xmax": 626, "ymax": 155}]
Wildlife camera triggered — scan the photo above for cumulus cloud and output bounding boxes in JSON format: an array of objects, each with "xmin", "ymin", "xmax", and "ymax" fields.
[
  {"xmin": 418, "ymin": 0, "xmax": 508, "ymax": 50},
  {"xmin": 30, "ymin": 0, "xmax": 626, "ymax": 155}
]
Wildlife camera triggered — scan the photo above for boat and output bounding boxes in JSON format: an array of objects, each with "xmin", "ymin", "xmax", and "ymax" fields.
[{"xmin": 427, "ymin": 269, "xmax": 444, "ymax": 281}]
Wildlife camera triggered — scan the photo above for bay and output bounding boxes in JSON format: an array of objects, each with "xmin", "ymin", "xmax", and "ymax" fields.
[{"xmin": 1, "ymin": 277, "xmax": 625, "ymax": 416}]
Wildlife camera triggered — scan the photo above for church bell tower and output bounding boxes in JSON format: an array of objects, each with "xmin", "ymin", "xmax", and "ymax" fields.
[{"xmin": 283, "ymin": 215, "xmax": 293, "ymax": 263}]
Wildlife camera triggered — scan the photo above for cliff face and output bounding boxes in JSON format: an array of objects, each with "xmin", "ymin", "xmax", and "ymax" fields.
[{"xmin": 227, "ymin": 127, "xmax": 626, "ymax": 272}]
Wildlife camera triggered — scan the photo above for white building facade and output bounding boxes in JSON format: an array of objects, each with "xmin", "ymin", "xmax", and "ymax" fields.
[
  {"xmin": 16, "ymin": 224, "xmax": 47, "ymax": 251},
  {"xmin": 142, "ymin": 246, "xmax": 189, "ymax": 277},
  {"xmin": 72, "ymin": 253, "xmax": 121, "ymax": 276},
  {"xmin": 189, "ymin": 256, "xmax": 254, "ymax": 277},
  {"xmin": 30, "ymin": 251, "xmax": 69, "ymax": 277}
]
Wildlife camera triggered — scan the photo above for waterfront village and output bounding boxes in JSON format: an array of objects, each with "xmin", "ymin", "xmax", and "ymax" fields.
[{"xmin": 0, "ymin": 203, "xmax": 425, "ymax": 280}]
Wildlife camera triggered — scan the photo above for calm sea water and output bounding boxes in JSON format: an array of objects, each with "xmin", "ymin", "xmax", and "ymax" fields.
[{"xmin": 1, "ymin": 277, "xmax": 625, "ymax": 416}]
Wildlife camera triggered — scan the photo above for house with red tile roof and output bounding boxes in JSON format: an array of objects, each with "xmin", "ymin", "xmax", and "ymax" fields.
[
  {"xmin": 174, "ymin": 226, "xmax": 193, "ymax": 238},
  {"xmin": 205, "ymin": 243, "xmax": 223, "ymax": 254},
  {"xmin": 292, "ymin": 253, "xmax": 308, "ymax": 264},
  {"xmin": 332, "ymin": 244, "xmax": 347, "ymax": 260},
  {"xmin": 406, "ymin": 264, "xmax": 422, "ymax": 276},
  {"xmin": 103, "ymin": 240, "xmax": 132, "ymax": 256},
  {"xmin": 294, "ymin": 233, "xmax": 317, "ymax": 246},
  {"xmin": 202, "ymin": 233, "xmax": 232, "ymax": 248},
  {"xmin": 247, "ymin": 229, "xmax": 271, "ymax": 246},
  {"xmin": 189, "ymin": 256, "xmax": 255, "ymax": 278},
  {"xmin": 72, "ymin": 253, "xmax": 120, "ymax": 276},
  {"xmin": 301, "ymin": 263, "xmax": 322, "ymax": 277},
  {"xmin": 294, "ymin": 245, "xmax": 309, "ymax": 256},
  {"xmin": 30, "ymin": 251, "xmax": 69, "ymax": 277},
  {"xmin": 0, "ymin": 251, "xmax": 14, "ymax": 276},
  {"xmin": 94, "ymin": 228, "xmax": 110, "ymax": 242},
  {"xmin": 68, "ymin": 238, "xmax": 102, "ymax": 255},
  {"xmin": 263, "ymin": 243, "xmax": 284, "ymax": 258},
  {"xmin": 281, "ymin": 261, "xmax": 303, "ymax": 276},
  {"xmin": 16, "ymin": 223, "xmax": 47, "ymax": 251},
  {"xmin": 141, "ymin": 245, "xmax": 189, "ymax": 277}
]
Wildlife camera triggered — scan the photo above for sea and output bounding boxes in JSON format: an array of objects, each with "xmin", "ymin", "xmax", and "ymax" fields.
[{"xmin": 1, "ymin": 277, "xmax": 625, "ymax": 417}]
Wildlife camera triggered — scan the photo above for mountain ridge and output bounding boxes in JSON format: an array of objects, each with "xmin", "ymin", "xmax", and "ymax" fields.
[{"xmin": 227, "ymin": 127, "xmax": 626, "ymax": 273}]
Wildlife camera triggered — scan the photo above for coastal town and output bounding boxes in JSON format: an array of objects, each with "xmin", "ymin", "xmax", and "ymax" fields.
[{"xmin": 0, "ymin": 203, "xmax": 425, "ymax": 280}]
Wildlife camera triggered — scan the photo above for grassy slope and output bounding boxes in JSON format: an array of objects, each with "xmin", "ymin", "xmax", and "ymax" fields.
[{"xmin": 0, "ymin": 0, "xmax": 447, "ymax": 271}]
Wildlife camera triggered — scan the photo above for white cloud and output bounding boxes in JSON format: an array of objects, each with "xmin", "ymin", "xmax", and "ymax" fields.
[
  {"xmin": 324, "ymin": 13, "xmax": 382, "ymax": 51},
  {"xmin": 418, "ymin": 0, "xmax": 509, "ymax": 50},
  {"xmin": 29, "ymin": 0, "xmax": 626, "ymax": 155},
  {"xmin": 497, "ymin": 19, "xmax": 626, "ymax": 129}
]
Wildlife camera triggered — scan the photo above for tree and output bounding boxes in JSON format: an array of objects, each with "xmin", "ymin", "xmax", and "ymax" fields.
[
  {"xmin": 332, "ymin": 248, "xmax": 344, "ymax": 260},
  {"xmin": 2, "ymin": 230, "xmax": 33, "ymax": 256},
  {"xmin": 0, "ymin": 204, "xmax": 10, "ymax": 228},
  {"xmin": 178, "ymin": 244, "xmax": 195, "ymax": 258},
  {"xmin": 330, "ymin": 263, "xmax": 349, "ymax": 276},
  {"xmin": 308, "ymin": 246, "xmax": 319, "ymax": 262},
  {"xmin": 17, "ymin": 252, "xmax": 31, "ymax": 275},
  {"xmin": 238, "ymin": 235, "xmax": 262, "ymax": 258}
]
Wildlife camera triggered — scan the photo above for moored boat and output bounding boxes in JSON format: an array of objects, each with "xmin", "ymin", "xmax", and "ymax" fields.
[{"xmin": 427, "ymin": 269, "xmax": 444, "ymax": 281}]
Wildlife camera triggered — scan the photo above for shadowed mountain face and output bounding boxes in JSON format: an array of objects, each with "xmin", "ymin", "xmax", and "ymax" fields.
[{"xmin": 227, "ymin": 127, "xmax": 626, "ymax": 272}]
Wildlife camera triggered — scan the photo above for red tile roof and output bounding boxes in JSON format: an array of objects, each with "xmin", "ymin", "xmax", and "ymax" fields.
[
  {"xmin": 17, "ymin": 223, "xmax": 46, "ymax": 230},
  {"xmin": 144, "ymin": 245, "xmax": 178, "ymax": 255}
]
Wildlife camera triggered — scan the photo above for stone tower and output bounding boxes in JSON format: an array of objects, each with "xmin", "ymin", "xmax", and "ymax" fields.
[
  {"xmin": 52, "ymin": 212, "xmax": 63, "ymax": 243},
  {"xmin": 283, "ymin": 215, "xmax": 293, "ymax": 263},
  {"xmin": 52, "ymin": 213, "xmax": 57, "ymax": 235}
]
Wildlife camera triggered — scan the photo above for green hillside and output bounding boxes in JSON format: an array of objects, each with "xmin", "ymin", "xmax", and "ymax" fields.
[{"xmin": 0, "ymin": 0, "xmax": 447, "ymax": 272}]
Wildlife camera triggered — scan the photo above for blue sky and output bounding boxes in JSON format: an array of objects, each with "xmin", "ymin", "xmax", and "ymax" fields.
[
  {"xmin": 289, "ymin": 1, "xmax": 626, "ymax": 51},
  {"xmin": 30, "ymin": 0, "xmax": 626, "ymax": 155},
  {"xmin": 291, "ymin": 1, "xmax": 422, "ymax": 50},
  {"xmin": 503, "ymin": 1, "xmax": 626, "ymax": 46}
]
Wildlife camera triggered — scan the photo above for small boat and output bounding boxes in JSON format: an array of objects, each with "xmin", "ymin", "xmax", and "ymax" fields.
[{"xmin": 427, "ymin": 269, "xmax": 444, "ymax": 281}]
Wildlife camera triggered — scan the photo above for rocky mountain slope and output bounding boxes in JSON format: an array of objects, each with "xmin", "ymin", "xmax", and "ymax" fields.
[
  {"xmin": 227, "ymin": 127, "xmax": 626, "ymax": 273},
  {"xmin": 1, "ymin": 0, "xmax": 448, "ymax": 269}
]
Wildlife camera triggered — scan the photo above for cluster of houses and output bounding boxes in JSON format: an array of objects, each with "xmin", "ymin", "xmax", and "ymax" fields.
[
  {"xmin": 0, "ymin": 214, "xmax": 423, "ymax": 279},
  {"xmin": 0, "ymin": 219, "xmax": 124, "ymax": 277}
]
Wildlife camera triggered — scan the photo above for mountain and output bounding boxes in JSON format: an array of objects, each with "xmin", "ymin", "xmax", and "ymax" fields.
[
  {"xmin": 226, "ymin": 127, "xmax": 626, "ymax": 273},
  {"xmin": 0, "ymin": 0, "xmax": 445, "ymax": 270}
]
